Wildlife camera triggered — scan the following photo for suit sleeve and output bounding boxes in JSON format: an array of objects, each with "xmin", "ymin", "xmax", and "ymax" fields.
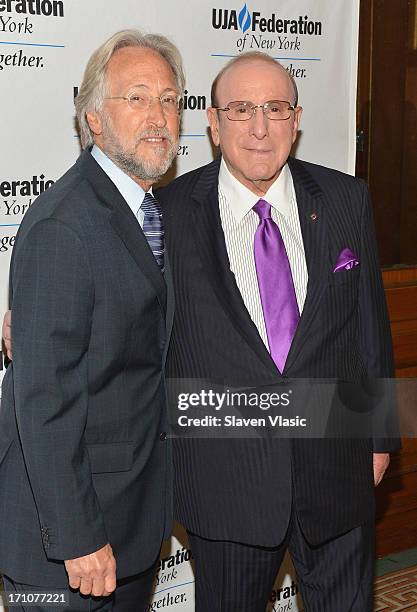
[
  {"xmin": 357, "ymin": 181, "xmax": 401, "ymax": 453},
  {"xmin": 11, "ymin": 217, "xmax": 108, "ymax": 561}
]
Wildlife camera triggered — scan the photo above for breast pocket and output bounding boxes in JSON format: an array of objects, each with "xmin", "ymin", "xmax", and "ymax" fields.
[
  {"xmin": 324, "ymin": 266, "xmax": 361, "ymax": 326},
  {"xmin": 330, "ymin": 265, "xmax": 361, "ymax": 287}
]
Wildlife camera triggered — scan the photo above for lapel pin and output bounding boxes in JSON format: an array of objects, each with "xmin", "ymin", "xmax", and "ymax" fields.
[{"xmin": 309, "ymin": 212, "xmax": 318, "ymax": 222}]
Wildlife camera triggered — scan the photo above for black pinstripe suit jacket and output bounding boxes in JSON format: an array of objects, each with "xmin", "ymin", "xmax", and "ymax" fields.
[
  {"xmin": 157, "ymin": 156, "xmax": 398, "ymax": 547},
  {"xmin": 0, "ymin": 149, "xmax": 174, "ymax": 586}
]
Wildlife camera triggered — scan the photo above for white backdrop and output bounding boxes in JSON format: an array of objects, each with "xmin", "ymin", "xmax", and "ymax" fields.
[{"xmin": 0, "ymin": 1, "xmax": 359, "ymax": 610}]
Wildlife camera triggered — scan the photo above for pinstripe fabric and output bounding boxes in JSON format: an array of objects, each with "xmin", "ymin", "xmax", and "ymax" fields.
[
  {"xmin": 187, "ymin": 532, "xmax": 288, "ymax": 612},
  {"xmin": 218, "ymin": 161, "xmax": 308, "ymax": 350},
  {"xmin": 188, "ymin": 517, "xmax": 374, "ymax": 611},
  {"xmin": 157, "ymin": 155, "xmax": 397, "ymax": 551},
  {"xmin": 289, "ymin": 519, "xmax": 374, "ymax": 612}
]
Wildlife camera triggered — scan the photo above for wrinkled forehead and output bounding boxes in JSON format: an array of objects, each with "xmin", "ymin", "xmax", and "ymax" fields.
[
  {"xmin": 106, "ymin": 46, "xmax": 177, "ymax": 93},
  {"xmin": 216, "ymin": 59, "xmax": 294, "ymax": 103}
]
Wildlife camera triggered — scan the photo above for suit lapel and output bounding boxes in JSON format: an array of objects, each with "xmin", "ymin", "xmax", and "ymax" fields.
[
  {"xmin": 77, "ymin": 150, "xmax": 167, "ymax": 313},
  {"xmin": 109, "ymin": 210, "xmax": 167, "ymax": 312},
  {"xmin": 284, "ymin": 157, "xmax": 330, "ymax": 372},
  {"xmin": 162, "ymin": 253, "xmax": 175, "ymax": 348},
  {"xmin": 190, "ymin": 158, "xmax": 278, "ymax": 374}
]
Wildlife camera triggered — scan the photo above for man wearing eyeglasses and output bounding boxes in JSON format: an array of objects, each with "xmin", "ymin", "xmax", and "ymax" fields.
[
  {"xmin": 2, "ymin": 47, "xmax": 397, "ymax": 611},
  {"xmin": 0, "ymin": 29, "xmax": 183, "ymax": 611},
  {"xmin": 157, "ymin": 52, "xmax": 397, "ymax": 611}
]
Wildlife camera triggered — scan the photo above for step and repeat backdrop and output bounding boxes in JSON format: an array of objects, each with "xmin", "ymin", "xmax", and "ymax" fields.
[{"xmin": 0, "ymin": 1, "xmax": 359, "ymax": 610}]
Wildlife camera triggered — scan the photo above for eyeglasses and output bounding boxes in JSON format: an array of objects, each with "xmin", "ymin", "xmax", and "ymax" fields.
[
  {"xmin": 214, "ymin": 100, "xmax": 296, "ymax": 121},
  {"xmin": 105, "ymin": 92, "xmax": 183, "ymax": 115}
]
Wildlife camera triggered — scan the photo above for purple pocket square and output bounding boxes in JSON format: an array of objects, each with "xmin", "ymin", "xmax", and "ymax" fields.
[{"xmin": 333, "ymin": 248, "xmax": 360, "ymax": 272}]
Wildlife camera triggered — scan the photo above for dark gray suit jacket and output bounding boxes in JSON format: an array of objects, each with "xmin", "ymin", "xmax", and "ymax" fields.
[
  {"xmin": 0, "ymin": 149, "xmax": 174, "ymax": 586},
  {"xmin": 158, "ymin": 156, "xmax": 398, "ymax": 547}
]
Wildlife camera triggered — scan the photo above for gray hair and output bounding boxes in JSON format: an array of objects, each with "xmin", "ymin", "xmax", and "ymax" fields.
[
  {"xmin": 75, "ymin": 29, "xmax": 185, "ymax": 149},
  {"xmin": 210, "ymin": 51, "xmax": 298, "ymax": 108}
]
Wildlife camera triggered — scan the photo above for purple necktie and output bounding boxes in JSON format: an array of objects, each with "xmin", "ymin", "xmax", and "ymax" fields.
[{"xmin": 253, "ymin": 199, "xmax": 299, "ymax": 373}]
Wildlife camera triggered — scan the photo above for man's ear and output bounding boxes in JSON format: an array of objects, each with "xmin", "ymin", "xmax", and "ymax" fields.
[
  {"xmin": 86, "ymin": 111, "xmax": 103, "ymax": 137},
  {"xmin": 291, "ymin": 106, "xmax": 303, "ymax": 144},
  {"xmin": 207, "ymin": 107, "xmax": 220, "ymax": 147}
]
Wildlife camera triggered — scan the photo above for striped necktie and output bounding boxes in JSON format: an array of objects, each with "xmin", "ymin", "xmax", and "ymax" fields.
[{"xmin": 140, "ymin": 192, "xmax": 164, "ymax": 270}]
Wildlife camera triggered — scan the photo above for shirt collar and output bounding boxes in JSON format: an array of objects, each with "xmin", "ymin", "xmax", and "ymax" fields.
[
  {"xmin": 91, "ymin": 144, "xmax": 151, "ymax": 215},
  {"xmin": 219, "ymin": 157, "xmax": 293, "ymax": 223}
]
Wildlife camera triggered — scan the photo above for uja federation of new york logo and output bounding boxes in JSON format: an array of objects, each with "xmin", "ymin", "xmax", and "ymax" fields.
[{"xmin": 211, "ymin": 3, "xmax": 323, "ymax": 53}]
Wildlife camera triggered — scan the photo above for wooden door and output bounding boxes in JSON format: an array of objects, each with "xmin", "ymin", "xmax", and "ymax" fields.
[{"xmin": 357, "ymin": 0, "xmax": 417, "ymax": 556}]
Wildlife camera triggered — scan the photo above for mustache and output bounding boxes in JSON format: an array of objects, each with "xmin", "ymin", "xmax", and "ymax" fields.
[{"xmin": 137, "ymin": 127, "xmax": 176, "ymax": 146}]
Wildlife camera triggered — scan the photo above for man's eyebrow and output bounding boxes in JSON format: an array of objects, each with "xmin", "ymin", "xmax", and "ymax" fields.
[
  {"xmin": 128, "ymin": 83, "xmax": 149, "ymax": 90},
  {"xmin": 128, "ymin": 84, "xmax": 179, "ymax": 93}
]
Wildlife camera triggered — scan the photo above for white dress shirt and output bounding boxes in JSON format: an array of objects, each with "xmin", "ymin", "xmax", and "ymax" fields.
[
  {"xmin": 91, "ymin": 144, "xmax": 151, "ymax": 228},
  {"xmin": 218, "ymin": 158, "xmax": 308, "ymax": 349}
]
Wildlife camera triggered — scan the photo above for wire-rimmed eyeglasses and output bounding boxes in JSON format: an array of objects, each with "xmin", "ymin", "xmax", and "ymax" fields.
[
  {"xmin": 105, "ymin": 92, "xmax": 183, "ymax": 115},
  {"xmin": 214, "ymin": 100, "xmax": 296, "ymax": 121}
]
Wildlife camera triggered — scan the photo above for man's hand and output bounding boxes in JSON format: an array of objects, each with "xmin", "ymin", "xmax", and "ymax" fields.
[
  {"xmin": 64, "ymin": 543, "xmax": 116, "ymax": 597},
  {"xmin": 2, "ymin": 309, "xmax": 12, "ymax": 360},
  {"xmin": 373, "ymin": 452, "xmax": 390, "ymax": 486}
]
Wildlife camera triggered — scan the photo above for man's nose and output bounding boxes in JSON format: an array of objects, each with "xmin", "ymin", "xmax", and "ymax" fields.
[
  {"xmin": 146, "ymin": 98, "xmax": 167, "ymax": 127},
  {"xmin": 250, "ymin": 107, "xmax": 269, "ymax": 138}
]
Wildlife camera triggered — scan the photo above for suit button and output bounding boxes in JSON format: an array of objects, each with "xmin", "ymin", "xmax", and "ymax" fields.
[{"xmin": 159, "ymin": 432, "xmax": 167, "ymax": 441}]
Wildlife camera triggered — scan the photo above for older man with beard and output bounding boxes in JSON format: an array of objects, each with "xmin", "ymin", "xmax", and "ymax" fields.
[{"xmin": 0, "ymin": 29, "xmax": 183, "ymax": 612}]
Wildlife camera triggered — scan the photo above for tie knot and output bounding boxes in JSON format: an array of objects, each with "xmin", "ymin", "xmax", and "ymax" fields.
[
  {"xmin": 253, "ymin": 199, "xmax": 272, "ymax": 220},
  {"xmin": 141, "ymin": 192, "xmax": 162, "ymax": 216}
]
